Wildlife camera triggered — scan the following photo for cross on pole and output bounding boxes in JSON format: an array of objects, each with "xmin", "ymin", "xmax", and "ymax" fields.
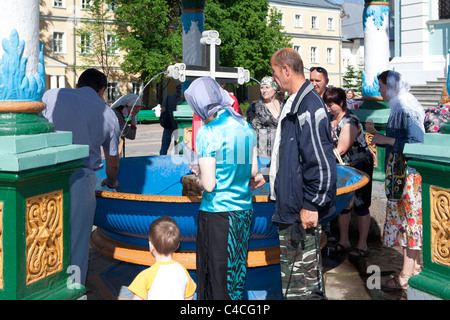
[{"xmin": 167, "ymin": 30, "xmax": 250, "ymax": 85}]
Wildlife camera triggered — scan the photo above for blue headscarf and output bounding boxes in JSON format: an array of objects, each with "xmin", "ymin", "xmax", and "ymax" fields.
[{"xmin": 184, "ymin": 77, "xmax": 245, "ymax": 124}]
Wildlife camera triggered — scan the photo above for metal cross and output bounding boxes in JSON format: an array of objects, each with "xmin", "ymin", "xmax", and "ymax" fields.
[{"xmin": 167, "ymin": 30, "xmax": 250, "ymax": 85}]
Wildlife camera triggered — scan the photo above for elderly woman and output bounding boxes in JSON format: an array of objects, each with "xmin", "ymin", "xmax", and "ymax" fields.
[
  {"xmin": 366, "ymin": 70, "xmax": 424, "ymax": 290},
  {"xmin": 184, "ymin": 77, "xmax": 258, "ymax": 300},
  {"xmin": 246, "ymin": 76, "xmax": 281, "ymax": 157},
  {"xmin": 324, "ymin": 87, "xmax": 373, "ymax": 257},
  {"xmin": 111, "ymin": 94, "xmax": 142, "ymax": 156}
]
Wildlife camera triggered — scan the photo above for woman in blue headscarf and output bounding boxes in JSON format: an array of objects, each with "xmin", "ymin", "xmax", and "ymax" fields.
[{"xmin": 184, "ymin": 77, "xmax": 258, "ymax": 300}]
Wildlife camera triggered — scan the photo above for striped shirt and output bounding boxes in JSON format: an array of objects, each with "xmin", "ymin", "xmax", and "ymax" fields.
[{"xmin": 42, "ymin": 86, "xmax": 120, "ymax": 170}]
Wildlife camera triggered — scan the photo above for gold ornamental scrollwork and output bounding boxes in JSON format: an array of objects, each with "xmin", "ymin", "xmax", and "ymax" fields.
[
  {"xmin": 430, "ymin": 186, "xmax": 450, "ymax": 267},
  {"xmin": 364, "ymin": 133, "xmax": 378, "ymax": 167},
  {"xmin": 26, "ymin": 191, "xmax": 63, "ymax": 285}
]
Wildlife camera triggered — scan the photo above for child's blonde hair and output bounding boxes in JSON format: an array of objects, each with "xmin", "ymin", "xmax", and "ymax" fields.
[{"xmin": 148, "ymin": 216, "xmax": 180, "ymax": 255}]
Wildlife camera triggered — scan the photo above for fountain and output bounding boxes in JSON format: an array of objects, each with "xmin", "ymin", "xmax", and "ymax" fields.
[{"xmin": 90, "ymin": 155, "xmax": 369, "ymax": 299}]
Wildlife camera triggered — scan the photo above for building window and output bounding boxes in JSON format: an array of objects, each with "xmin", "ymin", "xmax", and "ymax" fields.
[
  {"xmin": 310, "ymin": 46, "xmax": 318, "ymax": 64},
  {"xmin": 52, "ymin": 32, "xmax": 65, "ymax": 54},
  {"xmin": 80, "ymin": 32, "xmax": 93, "ymax": 55},
  {"xmin": 327, "ymin": 17, "xmax": 335, "ymax": 31},
  {"xmin": 277, "ymin": 12, "xmax": 285, "ymax": 27},
  {"xmin": 53, "ymin": 0, "xmax": 64, "ymax": 8},
  {"xmin": 311, "ymin": 16, "xmax": 318, "ymax": 29},
  {"xmin": 107, "ymin": 82, "xmax": 120, "ymax": 102},
  {"xmin": 293, "ymin": 45, "xmax": 302, "ymax": 56},
  {"xmin": 326, "ymin": 47, "xmax": 335, "ymax": 64},
  {"xmin": 106, "ymin": 34, "xmax": 119, "ymax": 56},
  {"xmin": 81, "ymin": 0, "xmax": 92, "ymax": 10},
  {"xmin": 132, "ymin": 82, "xmax": 143, "ymax": 95},
  {"xmin": 294, "ymin": 14, "xmax": 302, "ymax": 28},
  {"xmin": 439, "ymin": 0, "xmax": 450, "ymax": 19}
]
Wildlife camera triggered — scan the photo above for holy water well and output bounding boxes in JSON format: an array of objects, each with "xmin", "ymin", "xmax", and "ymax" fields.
[{"xmin": 91, "ymin": 155, "xmax": 369, "ymax": 299}]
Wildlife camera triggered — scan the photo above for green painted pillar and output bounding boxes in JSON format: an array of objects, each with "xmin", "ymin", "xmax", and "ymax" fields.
[
  {"xmin": 353, "ymin": 101, "xmax": 390, "ymax": 181},
  {"xmin": 0, "ymin": 2, "xmax": 88, "ymax": 299},
  {"xmin": 173, "ymin": 101, "xmax": 194, "ymax": 150},
  {"xmin": 403, "ymin": 133, "xmax": 450, "ymax": 300}
]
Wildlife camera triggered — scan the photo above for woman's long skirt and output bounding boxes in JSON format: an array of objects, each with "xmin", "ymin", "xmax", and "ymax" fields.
[{"xmin": 196, "ymin": 209, "xmax": 253, "ymax": 300}]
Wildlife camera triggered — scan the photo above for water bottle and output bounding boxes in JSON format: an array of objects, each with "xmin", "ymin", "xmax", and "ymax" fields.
[{"xmin": 180, "ymin": 142, "xmax": 199, "ymax": 174}]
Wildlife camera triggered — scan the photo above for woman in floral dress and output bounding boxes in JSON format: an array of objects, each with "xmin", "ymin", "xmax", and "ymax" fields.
[
  {"xmin": 246, "ymin": 76, "xmax": 281, "ymax": 157},
  {"xmin": 366, "ymin": 70, "xmax": 424, "ymax": 290}
]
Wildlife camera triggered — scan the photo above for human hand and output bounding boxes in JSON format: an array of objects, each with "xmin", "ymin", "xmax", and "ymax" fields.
[
  {"xmin": 299, "ymin": 208, "xmax": 318, "ymax": 229},
  {"xmin": 189, "ymin": 163, "xmax": 200, "ymax": 176},
  {"xmin": 365, "ymin": 119, "xmax": 378, "ymax": 135},
  {"xmin": 250, "ymin": 173, "xmax": 266, "ymax": 190},
  {"xmin": 130, "ymin": 105, "xmax": 142, "ymax": 116},
  {"xmin": 101, "ymin": 178, "xmax": 119, "ymax": 189}
]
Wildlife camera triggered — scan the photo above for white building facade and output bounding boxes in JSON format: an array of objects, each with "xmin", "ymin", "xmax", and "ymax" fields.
[{"xmin": 390, "ymin": 0, "xmax": 450, "ymax": 85}]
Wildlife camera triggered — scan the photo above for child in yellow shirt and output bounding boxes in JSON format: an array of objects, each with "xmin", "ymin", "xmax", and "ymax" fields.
[{"xmin": 128, "ymin": 216, "xmax": 196, "ymax": 300}]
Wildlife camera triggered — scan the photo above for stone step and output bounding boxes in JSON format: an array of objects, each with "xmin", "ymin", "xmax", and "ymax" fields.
[{"xmin": 409, "ymin": 77, "xmax": 446, "ymax": 109}]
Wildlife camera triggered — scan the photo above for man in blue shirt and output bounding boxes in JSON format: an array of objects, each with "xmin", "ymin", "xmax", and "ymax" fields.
[{"xmin": 42, "ymin": 69, "xmax": 120, "ymax": 287}]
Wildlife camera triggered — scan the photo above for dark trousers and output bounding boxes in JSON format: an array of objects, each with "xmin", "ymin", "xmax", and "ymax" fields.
[{"xmin": 196, "ymin": 209, "xmax": 253, "ymax": 300}]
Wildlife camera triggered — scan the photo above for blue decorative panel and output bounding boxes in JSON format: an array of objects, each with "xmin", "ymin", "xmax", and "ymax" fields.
[
  {"xmin": 182, "ymin": 12, "xmax": 205, "ymax": 35},
  {"xmin": 362, "ymin": 71, "xmax": 381, "ymax": 97},
  {"xmin": 363, "ymin": 5, "xmax": 390, "ymax": 31},
  {"xmin": 0, "ymin": 29, "xmax": 45, "ymax": 102}
]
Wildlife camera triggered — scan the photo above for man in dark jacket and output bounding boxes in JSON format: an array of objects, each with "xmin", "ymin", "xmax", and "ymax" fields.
[
  {"xmin": 159, "ymin": 84, "xmax": 182, "ymax": 155},
  {"xmin": 251, "ymin": 48, "xmax": 337, "ymax": 299}
]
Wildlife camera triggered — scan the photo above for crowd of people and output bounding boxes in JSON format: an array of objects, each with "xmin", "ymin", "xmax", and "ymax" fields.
[{"xmin": 40, "ymin": 46, "xmax": 434, "ymax": 300}]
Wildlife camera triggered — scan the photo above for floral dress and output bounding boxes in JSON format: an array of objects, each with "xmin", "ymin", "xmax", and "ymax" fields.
[
  {"xmin": 424, "ymin": 104, "xmax": 450, "ymax": 133},
  {"xmin": 384, "ymin": 172, "xmax": 423, "ymax": 249},
  {"xmin": 246, "ymin": 99, "xmax": 279, "ymax": 157},
  {"xmin": 382, "ymin": 112, "xmax": 424, "ymax": 250}
]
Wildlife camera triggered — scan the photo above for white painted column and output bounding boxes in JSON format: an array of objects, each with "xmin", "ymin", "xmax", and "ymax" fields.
[
  {"xmin": 51, "ymin": 75, "xmax": 58, "ymax": 89},
  {"xmin": 0, "ymin": 0, "xmax": 40, "ymax": 76},
  {"xmin": 58, "ymin": 75, "xmax": 66, "ymax": 88},
  {"xmin": 362, "ymin": 2, "xmax": 390, "ymax": 98}
]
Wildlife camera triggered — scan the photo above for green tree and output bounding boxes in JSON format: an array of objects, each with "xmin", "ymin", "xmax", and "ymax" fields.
[
  {"xmin": 204, "ymin": 0, "xmax": 290, "ymax": 82},
  {"xmin": 76, "ymin": 0, "xmax": 121, "ymax": 79},
  {"xmin": 343, "ymin": 64, "xmax": 363, "ymax": 95},
  {"xmin": 113, "ymin": 0, "xmax": 183, "ymax": 82}
]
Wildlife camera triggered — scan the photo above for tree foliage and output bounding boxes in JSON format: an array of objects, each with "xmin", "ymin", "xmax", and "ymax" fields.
[
  {"xmin": 343, "ymin": 64, "xmax": 363, "ymax": 95},
  {"xmin": 76, "ymin": 0, "xmax": 121, "ymax": 79},
  {"xmin": 114, "ymin": 0, "xmax": 183, "ymax": 82},
  {"xmin": 204, "ymin": 0, "xmax": 290, "ymax": 82},
  {"xmin": 114, "ymin": 0, "xmax": 289, "ymax": 84}
]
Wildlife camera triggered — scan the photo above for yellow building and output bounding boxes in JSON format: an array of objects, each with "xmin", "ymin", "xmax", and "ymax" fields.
[
  {"xmin": 269, "ymin": 0, "xmax": 342, "ymax": 87},
  {"xmin": 39, "ymin": 0, "xmax": 157, "ymax": 106}
]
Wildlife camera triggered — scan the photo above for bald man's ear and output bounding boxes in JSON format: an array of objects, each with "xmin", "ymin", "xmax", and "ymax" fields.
[{"xmin": 282, "ymin": 65, "xmax": 290, "ymax": 77}]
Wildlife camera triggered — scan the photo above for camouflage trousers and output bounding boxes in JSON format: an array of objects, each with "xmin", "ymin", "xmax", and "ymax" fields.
[{"xmin": 278, "ymin": 223, "xmax": 326, "ymax": 300}]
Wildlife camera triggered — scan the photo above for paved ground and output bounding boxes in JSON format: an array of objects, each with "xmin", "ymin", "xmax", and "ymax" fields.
[{"xmin": 85, "ymin": 122, "xmax": 412, "ymax": 300}]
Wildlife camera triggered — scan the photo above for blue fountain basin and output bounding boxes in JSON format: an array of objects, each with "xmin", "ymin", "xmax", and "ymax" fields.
[{"xmin": 93, "ymin": 155, "xmax": 368, "ymax": 252}]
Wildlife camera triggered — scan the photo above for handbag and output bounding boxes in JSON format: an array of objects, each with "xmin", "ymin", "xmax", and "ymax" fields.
[
  {"xmin": 385, "ymin": 152, "xmax": 407, "ymax": 201},
  {"xmin": 333, "ymin": 148, "xmax": 344, "ymax": 165}
]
